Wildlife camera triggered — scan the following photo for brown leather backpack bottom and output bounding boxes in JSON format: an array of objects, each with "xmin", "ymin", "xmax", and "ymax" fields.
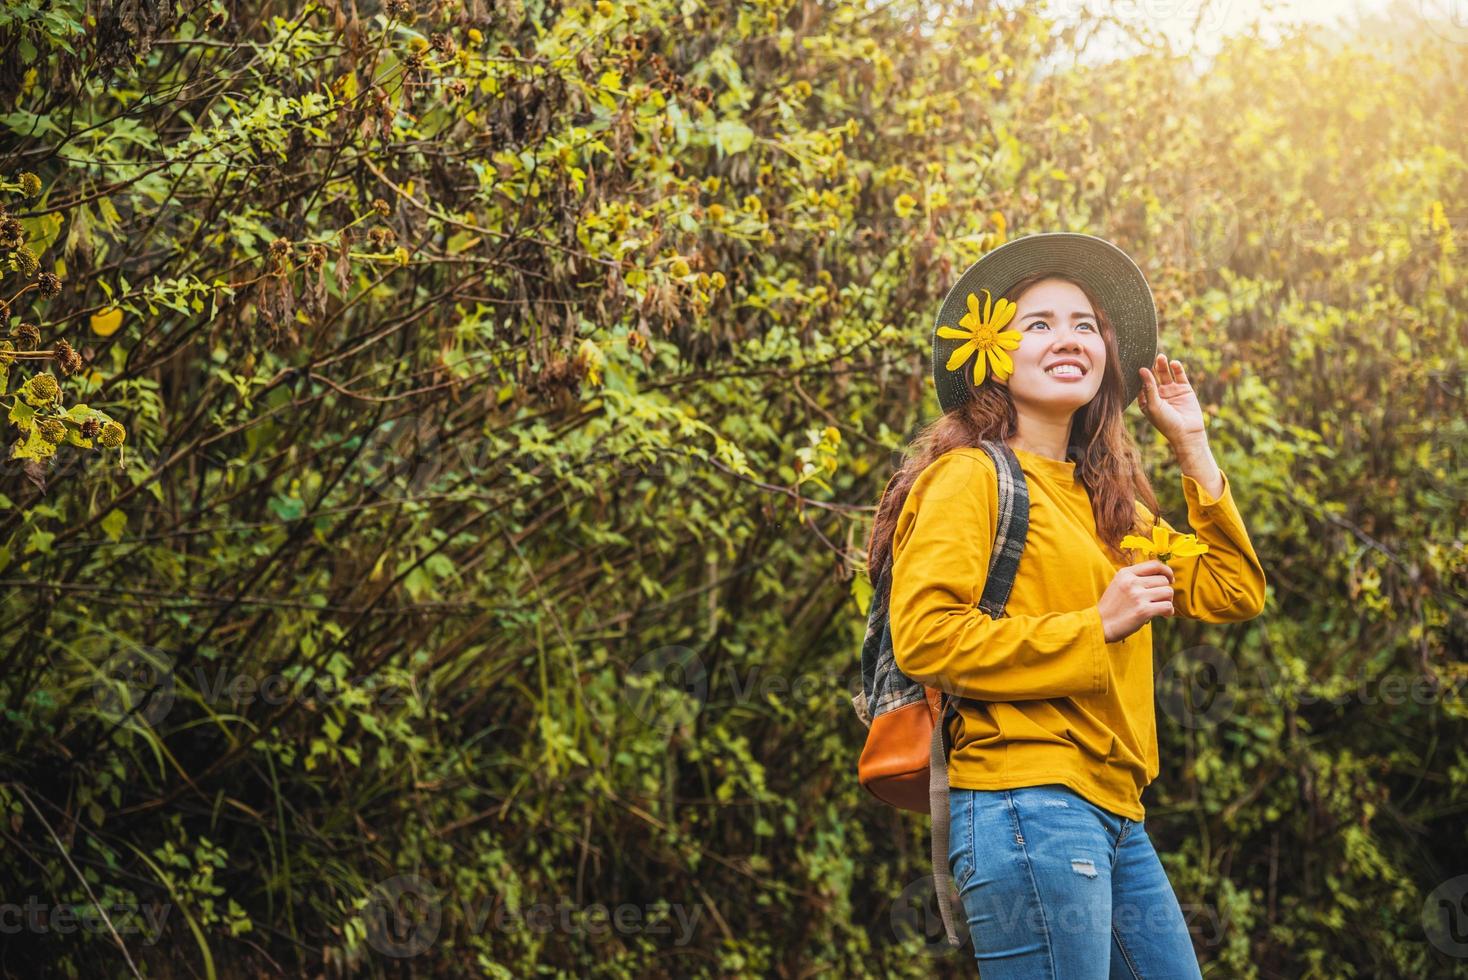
[{"xmin": 858, "ymin": 686, "xmax": 945, "ymax": 814}]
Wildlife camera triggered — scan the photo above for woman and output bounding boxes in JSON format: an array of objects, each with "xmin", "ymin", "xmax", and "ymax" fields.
[{"xmin": 867, "ymin": 233, "xmax": 1267, "ymax": 976}]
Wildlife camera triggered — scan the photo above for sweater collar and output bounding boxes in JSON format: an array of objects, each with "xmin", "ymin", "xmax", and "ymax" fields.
[{"xmin": 1009, "ymin": 446, "xmax": 1079, "ymax": 481}]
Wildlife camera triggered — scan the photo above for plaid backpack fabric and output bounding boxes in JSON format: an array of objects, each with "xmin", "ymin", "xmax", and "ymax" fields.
[{"xmin": 851, "ymin": 439, "xmax": 1031, "ymax": 948}]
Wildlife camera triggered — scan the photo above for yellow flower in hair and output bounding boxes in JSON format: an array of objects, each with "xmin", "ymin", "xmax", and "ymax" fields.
[
  {"xmin": 936, "ymin": 288, "xmax": 1021, "ymax": 384},
  {"xmin": 1121, "ymin": 524, "xmax": 1210, "ymax": 563}
]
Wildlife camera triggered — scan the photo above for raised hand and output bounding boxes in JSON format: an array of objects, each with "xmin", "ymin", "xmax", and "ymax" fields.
[{"xmin": 1137, "ymin": 353, "xmax": 1207, "ymax": 445}]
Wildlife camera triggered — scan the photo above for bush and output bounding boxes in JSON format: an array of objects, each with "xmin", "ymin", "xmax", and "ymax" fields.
[{"xmin": 0, "ymin": 0, "xmax": 1463, "ymax": 975}]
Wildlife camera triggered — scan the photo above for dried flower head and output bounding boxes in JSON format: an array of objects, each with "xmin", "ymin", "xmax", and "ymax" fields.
[
  {"xmin": 373, "ymin": 197, "xmax": 391, "ymax": 218},
  {"xmin": 37, "ymin": 418, "xmax": 66, "ymax": 444},
  {"xmin": 98, "ymin": 420, "xmax": 127, "ymax": 448},
  {"xmin": 368, "ymin": 226, "xmax": 395, "ymax": 247},
  {"xmin": 37, "ymin": 272, "xmax": 62, "ymax": 298},
  {"xmin": 18, "ymin": 172, "xmax": 42, "ymax": 198},
  {"xmin": 54, "ymin": 338, "xmax": 83, "ymax": 376},
  {"xmin": 12, "ymin": 321, "xmax": 40, "ymax": 350},
  {"xmin": 386, "ymin": 0, "xmax": 412, "ymax": 20},
  {"xmin": 81, "ymin": 416, "xmax": 102, "ymax": 439},
  {"xmin": 430, "ymin": 32, "xmax": 455, "ymax": 56},
  {"xmin": 0, "ymin": 217, "xmax": 23, "ymax": 248}
]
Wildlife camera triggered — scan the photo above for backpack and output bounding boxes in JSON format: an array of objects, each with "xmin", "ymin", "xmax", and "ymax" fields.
[{"xmin": 850, "ymin": 439, "xmax": 1031, "ymax": 949}]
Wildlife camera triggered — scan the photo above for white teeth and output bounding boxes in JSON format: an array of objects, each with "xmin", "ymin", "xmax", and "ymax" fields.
[{"xmin": 1046, "ymin": 365, "xmax": 1083, "ymax": 377}]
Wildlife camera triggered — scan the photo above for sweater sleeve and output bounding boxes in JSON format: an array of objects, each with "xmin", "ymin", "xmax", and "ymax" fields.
[
  {"xmin": 1138, "ymin": 468, "xmax": 1268, "ymax": 623},
  {"xmin": 888, "ymin": 451, "xmax": 1110, "ymax": 701}
]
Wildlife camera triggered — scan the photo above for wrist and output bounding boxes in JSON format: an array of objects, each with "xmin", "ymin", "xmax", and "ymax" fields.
[
  {"xmin": 1170, "ymin": 434, "xmax": 1212, "ymax": 466},
  {"xmin": 1170, "ymin": 435, "xmax": 1224, "ymax": 499}
]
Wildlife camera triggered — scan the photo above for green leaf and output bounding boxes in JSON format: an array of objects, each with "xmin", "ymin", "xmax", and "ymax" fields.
[
  {"xmin": 101, "ymin": 510, "xmax": 127, "ymax": 542},
  {"xmin": 25, "ymin": 527, "xmax": 55, "ymax": 555},
  {"xmin": 10, "ymin": 426, "xmax": 56, "ymax": 460},
  {"xmin": 711, "ymin": 119, "xmax": 754, "ymax": 157},
  {"xmin": 19, "ymin": 212, "xmax": 63, "ymax": 258},
  {"xmin": 851, "ymin": 571, "xmax": 874, "ymax": 617},
  {"xmin": 9, "ymin": 396, "xmax": 36, "ymax": 429}
]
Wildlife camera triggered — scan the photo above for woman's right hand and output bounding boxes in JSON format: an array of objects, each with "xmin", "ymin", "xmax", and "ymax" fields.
[{"xmin": 1098, "ymin": 560, "xmax": 1176, "ymax": 643}]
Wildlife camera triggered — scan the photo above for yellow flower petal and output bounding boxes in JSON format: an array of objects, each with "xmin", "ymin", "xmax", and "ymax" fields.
[
  {"xmin": 960, "ymin": 301, "xmax": 980, "ymax": 331},
  {"xmin": 936, "ymin": 325, "xmax": 970, "ymax": 340},
  {"xmin": 945, "ymin": 340, "xmax": 979, "ymax": 372},
  {"xmin": 993, "ymin": 328, "xmax": 1023, "ymax": 350},
  {"xmin": 987, "ymin": 345, "xmax": 1014, "ymax": 380},
  {"xmin": 991, "ymin": 298, "xmax": 1017, "ymax": 330},
  {"xmin": 1153, "ymin": 525, "xmax": 1170, "ymax": 552},
  {"xmin": 1170, "ymin": 534, "xmax": 1209, "ymax": 557},
  {"xmin": 972, "ymin": 348, "xmax": 988, "ymax": 385},
  {"xmin": 1120, "ymin": 534, "xmax": 1155, "ymax": 552},
  {"xmin": 90, "ymin": 306, "xmax": 123, "ymax": 337}
]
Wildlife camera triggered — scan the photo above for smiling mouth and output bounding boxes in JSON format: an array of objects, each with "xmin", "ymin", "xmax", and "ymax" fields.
[{"xmin": 1044, "ymin": 366, "xmax": 1087, "ymax": 378}]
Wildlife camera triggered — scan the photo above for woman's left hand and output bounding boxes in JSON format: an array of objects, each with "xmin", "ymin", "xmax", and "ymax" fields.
[{"xmin": 1137, "ymin": 354, "xmax": 1207, "ymax": 445}]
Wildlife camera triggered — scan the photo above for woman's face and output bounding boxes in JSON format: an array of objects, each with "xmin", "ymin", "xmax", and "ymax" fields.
[{"xmin": 1002, "ymin": 277, "xmax": 1107, "ymax": 411}]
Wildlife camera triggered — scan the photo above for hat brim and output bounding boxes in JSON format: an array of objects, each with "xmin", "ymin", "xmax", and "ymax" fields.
[{"xmin": 931, "ymin": 232, "xmax": 1158, "ymax": 414}]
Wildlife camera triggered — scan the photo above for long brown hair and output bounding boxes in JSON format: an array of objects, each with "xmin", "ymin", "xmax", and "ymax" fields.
[{"xmin": 866, "ymin": 270, "xmax": 1162, "ymax": 577}]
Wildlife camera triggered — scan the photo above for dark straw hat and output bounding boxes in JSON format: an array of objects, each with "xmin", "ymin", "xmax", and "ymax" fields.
[{"xmin": 930, "ymin": 232, "xmax": 1158, "ymax": 414}]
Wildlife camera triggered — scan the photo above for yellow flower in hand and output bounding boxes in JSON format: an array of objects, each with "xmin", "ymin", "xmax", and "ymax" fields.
[
  {"xmin": 1121, "ymin": 524, "xmax": 1210, "ymax": 563},
  {"xmin": 936, "ymin": 288, "xmax": 1021, "ymax": 385}
]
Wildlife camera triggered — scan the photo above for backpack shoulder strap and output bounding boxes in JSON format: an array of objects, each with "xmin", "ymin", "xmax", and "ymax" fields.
[
  {"xmin": 929, "ymin": 440, "xmax": 1033, "ymax": 947},
  {"xmin": 975, "ymin": 439, "xmax": 1030, "ymax": 620},
  {"xmin": 937, "ymin": 440, "xmax": 1028, "ymax": 729}
]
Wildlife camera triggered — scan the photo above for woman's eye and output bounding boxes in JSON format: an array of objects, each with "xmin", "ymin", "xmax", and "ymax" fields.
[{"xmin": 1028, "ymin": 321, "xmax": 1096, "ymax": 331}]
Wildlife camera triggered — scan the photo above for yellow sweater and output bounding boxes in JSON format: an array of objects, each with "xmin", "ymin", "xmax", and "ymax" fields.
[{"xmin": 889, "ymin": 445, "xmax": 1267, "ymax": 820}]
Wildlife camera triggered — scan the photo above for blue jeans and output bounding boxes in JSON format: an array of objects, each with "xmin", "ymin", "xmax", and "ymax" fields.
[{"xmin": 947, "ymin": 784, "xmax": 1205, "ymax": 979}]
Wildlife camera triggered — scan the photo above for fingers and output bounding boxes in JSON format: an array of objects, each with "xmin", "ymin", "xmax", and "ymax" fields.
[
  {"xmin": 1130, "ymin": 559, "xmax": 1174, "ymax": 581},
  {"xmin": 1146, "ymin": 354, "xmax": 1190, "ymax": 388}
]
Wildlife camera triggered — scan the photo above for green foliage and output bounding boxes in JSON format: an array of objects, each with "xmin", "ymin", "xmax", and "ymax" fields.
[{"xmin": 0, "ymin": 0, "xmax": 1464, "ymax": 976}]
